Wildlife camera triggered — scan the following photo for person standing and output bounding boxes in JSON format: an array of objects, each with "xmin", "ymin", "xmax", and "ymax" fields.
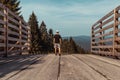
[{"xmin": 53, "ymin": 30, "xmax": 62, "ymax": 56}]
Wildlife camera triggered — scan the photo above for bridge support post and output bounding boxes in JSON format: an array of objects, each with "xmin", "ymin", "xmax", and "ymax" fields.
[
  {"xmin": 27, "ymin": 26, "xmax": 31, "ymax": 53},
  {"xmin": 113, "ymin": 8, "xmax": 119, "ymax": 57},
  {"xmin": 99, "ymin": 22, "xmax": 103, "ymax": 55},
  {"xmin": 91, "ymin": 27, "xmax": 95, "ymax": 54},
  {"xmin": 3, "ymin": 8, "xmax": 8, "ymax": 57},
  {"xmin": 19, "ymin": 20, "xmax": 22, "ymax": 55}
]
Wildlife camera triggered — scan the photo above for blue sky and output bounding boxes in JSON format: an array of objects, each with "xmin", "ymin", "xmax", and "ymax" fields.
[{"xmin": 20, "ymin": 0, "xmax": 120, "ymax": 37}]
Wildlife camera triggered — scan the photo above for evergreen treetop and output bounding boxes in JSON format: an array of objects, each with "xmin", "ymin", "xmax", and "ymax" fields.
[{"xmin": 0, "ymin": 0, "xmax": 21, "ymax": 15}]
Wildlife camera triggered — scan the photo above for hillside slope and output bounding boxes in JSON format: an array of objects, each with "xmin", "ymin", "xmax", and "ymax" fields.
[{"xmin": 63, "ymin": 36, "xmax": 91, "ymax": 51}]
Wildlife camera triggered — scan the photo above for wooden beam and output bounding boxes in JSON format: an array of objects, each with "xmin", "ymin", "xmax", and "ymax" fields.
[
  {"xmin": 8, "ymin": 30, "xmax": 19, "ymax": 36},
  {"xmin": 8, "ymin": 36, "xmax": 19, "ymax": 41},
  {"xmin": 22, "ymin": 29, "xmax": 28, "ymax": 34},
  {"xmin": 0, "ymin": 10, "xmax": 5, "ymax": 17},
  {"xmin": 8, "ymin": 16, "xmax": 19, "ymax": 24},
  {"xmin": 99, "ymin": 38, "xmax": 113, "ymax": 43},
  {"xmin": 0, "ymin": 19, "xmax": 5, "ymax": 24},
  {"xmin": 0, "ymin": 43, "xmax": 5, "ymax": 47},
  {"xmin": 8, "ymin": 23, "xmax": 19, "ymax": 31},
  {"xmin": 7, "ymin": 9, "xmax": 20, "ymax": 20},
  {"xmin": 0, "ymin": 28, "xmax": 5, "ymax": 32},
  {"xmin": 102, "ymin": 16, "xmax": 114, "ymax": 26}
]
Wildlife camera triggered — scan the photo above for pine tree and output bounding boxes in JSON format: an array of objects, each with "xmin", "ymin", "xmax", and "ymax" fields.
[
  {"xmin": 69, "ymin": 37, "xmax": 78, "ymax": 53},
  {"xmin": 0, "ymin": 0, "xmax": 21, "ymax": 15},
  {"xmin": 61, "ymin": 37, "xmax": 86, "ymax": 54},
  {"xmin": 48, "ymin": 28, "xmax": 54, "ymax": 52},
  {"xmin": 61, "ymin": 39, "xmax": 69, "ymax": 53},
  {"xmin": 39, "ymin": 21, "xmax": 49, "ymax": 53},
  {"xmin": 28, "ymin": 12, "xmax": 41, "ymax": 54}
]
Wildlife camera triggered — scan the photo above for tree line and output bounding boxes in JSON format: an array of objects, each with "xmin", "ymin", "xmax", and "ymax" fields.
[{"xmin": 0, "ymin": 0, "xmax": 86, "ymax": 54}]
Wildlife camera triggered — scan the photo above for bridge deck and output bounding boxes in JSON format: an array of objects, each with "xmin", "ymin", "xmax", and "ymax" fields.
[{"xmin": 0, "ymin": 54, "xmax": 120, "ymax": 80}]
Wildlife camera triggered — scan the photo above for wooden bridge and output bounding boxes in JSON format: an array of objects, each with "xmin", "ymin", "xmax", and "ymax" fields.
[
  {"xmin": 91, "ymin": 5, "xmax": 120, "ymax": 57},
  {"xmin": 0, "ymin": 3, "xmax": 120, "ymax": 80},
  {"xmin": 1, "ymin": 54, "xmax": 120, "ymax": 80},
  {"xmin": 0, "ymin": 3, "xmax": 30, "ymax": 57}
]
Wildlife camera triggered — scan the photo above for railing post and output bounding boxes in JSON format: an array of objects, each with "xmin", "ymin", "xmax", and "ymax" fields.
[
  {"xmin": 113, "ymin": 8, "xmax": 118, "ymax": 56},
  {"xmin": 3, "ymin": 8, "xmax": 8, "ymax": 57},
  {"xmin": 27, "ymin": 26, "xmax": 31, "ymax": 52},
  {"xmin": 91, "ymin": 27, "xmax": 94, "ymax": 53},
  {"xmin": 99, "ymin": 22, "xmax": 102, "ymax": 55},
  {"xmin": 19, "ymin": 20, "xmax": 22, "ymax": 55}
]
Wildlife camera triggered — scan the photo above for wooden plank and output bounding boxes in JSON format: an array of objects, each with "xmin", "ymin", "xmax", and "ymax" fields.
[
  {"xmin": 92, "ymin": 45, "xmax": 112, "ymax": 48},
  {"xmin": 8, "ymin": 49, "xmax": 23, "ymax": 53},
  {"xmin": 93, "ymin": 31, "xmax": 113, "ymax": 38},
  {"xmin": 94, "ymin": 24, "xmax": 101, "ymax": 30},
  {"xmin": 91, "ymin": 50, "xmax": 99, "ymax": 53},
  {"xmin": 0, "ymin": 35, "xmax": 5, "ymax": 39},
  {"xmin": 8, "ymin": 44, "xmax": 21, "ymax": 48},
  {"xmin": 59, "ymin": 55, "xmax": 108, "ymax": 80},
  {"xmin": 0, "ymin": 54, "xmax": 42, "ymax": 80},
  {"xmin": 94, "ymin": 23, "xmax": 113, "ymax": 35},
  {"xmin": 8, "ymin": 30, "xmax": 19, "ymax": 36},
  {"xmin": 0, "ymin": 43, "xmax": 5, "ymax": 47},
  {"xmin": 94, "ymin": 29, "xmax": 100, "ymax": 34},
  {"xmin": 8, "ymin": 44, "xmax": 22, "ymax": 47},
  {"xmin": 8, "ymin": 23, "xmax": 19, "ymax": 31},
  {"xmin": 92, "ymin": 35, "xmax": 100, "ymax": 40},
  {"xmin": 99, "ymin": 45, "xmax": 113, "ymax": 48},
  {"xmin": 2, "ymin": 54, "xmax": 58, "ymax": 80},
  {"xmin": 8, "ymin": 41, "xmax": 19, "ymax": 52},
  {"xmin": 7, "ymin": 9, "xmax": 20, "ymax": 20},
  {"xmin": 100, "ymin": 31, "xmax": 113, "ymax": 38},
  {"xmin": 8, "ymin": 16, "xmax": 19, "ymax": 25},
  {"xmin": 99, "ymin": 38, "xmax": 113, "ymax": 43},
  {"xmin": 99, "ymin": 10, "xmax": 114, "ymax": 23},
  {"xmin": 8, "ymin": 36, "xmax": 19, "ymax": 41},
  {"xmin": 0, "ymin": 10, "xmax": 5, "ymax": 16},
  {"xmin": 91, "ymin": 46, "xmax": 99, "ymax": 48},
  {"xmin": 74, "ymin": 54, "xmax": 120, "ymax": 79},
  {"xmin": 102, "ymin": 23, "xmax": 113, "ymax": 31},
  {"xmin": 0, "ymin": 3, "xmax": 3, "ymax": 7},
  {"xmin": 21, "ymin": 24, "xmax": 28, "ymax": 30},
  {"xmin": 0, "ymin": 3, "xmax": 5, "ymax": 8},
  {"xmin": 91, "ymin": 42, "xmax": 99, "ymax": 44},
  {"xmin": 22, "ymin": 29, "xmax": 28, "ymax": 34},
  {"xmin": 114, "ymin": 45, "xmax": 120, "ymax": 48},
  {"xmin": 21, "ymin": 35, "xmax": 28, "ymax": 39},
  {"xmin": 0, "ymin": 19, "xmax": 5, "ymax": 24},
  {"xmin": 102, "ymin": 16, "xmax": 114, "ymax": 26},
  {"xmin": 20, "ymin": 39, "xmax": 27, "ymax": 43},
  {"xmin": 0, "ymin": 51, "xmax": 5, "ymax": 55},
  {"xmin": 0, "ymin": 28, "xmax": 5, "ymax": 32}
]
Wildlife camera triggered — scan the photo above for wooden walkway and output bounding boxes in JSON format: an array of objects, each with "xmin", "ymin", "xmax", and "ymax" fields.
[{"xmin": 0, "ymin": 54, "xmax": 120, "ymax": 80}]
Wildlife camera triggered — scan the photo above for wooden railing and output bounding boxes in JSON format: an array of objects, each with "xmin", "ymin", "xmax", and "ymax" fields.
[
  {"xmin": 0, "ymin": 3, "xmax": 31, "ymax": 57},
  {"xmin": 91, "ymin": 5, "xmax": 120, "ymax": 56}
]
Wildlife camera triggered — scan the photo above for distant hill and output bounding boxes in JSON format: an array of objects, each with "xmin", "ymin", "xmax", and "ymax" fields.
[{"xmin": 63, "ymin": 36, "xmax": 91, "ymax": 51}]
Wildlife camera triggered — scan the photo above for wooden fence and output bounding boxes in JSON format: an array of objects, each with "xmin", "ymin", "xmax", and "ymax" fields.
[
  {"xmin": 0, "ymin": 3, "xmax": 31, "ymax": 57},
  {"xmin": 91, "ymin": 5, "xmax": 120, "ymax": 56}
]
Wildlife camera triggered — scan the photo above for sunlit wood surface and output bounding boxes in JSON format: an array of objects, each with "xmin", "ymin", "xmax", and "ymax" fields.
[{"xmin": 0, "ymin": 54, "xmax": 120, "ymax": 80}]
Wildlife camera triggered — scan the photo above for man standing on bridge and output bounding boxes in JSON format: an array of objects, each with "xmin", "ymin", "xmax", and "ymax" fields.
[{"xmin": 53, "ymin": 30, "xmax": 62, "ymax": 56}]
